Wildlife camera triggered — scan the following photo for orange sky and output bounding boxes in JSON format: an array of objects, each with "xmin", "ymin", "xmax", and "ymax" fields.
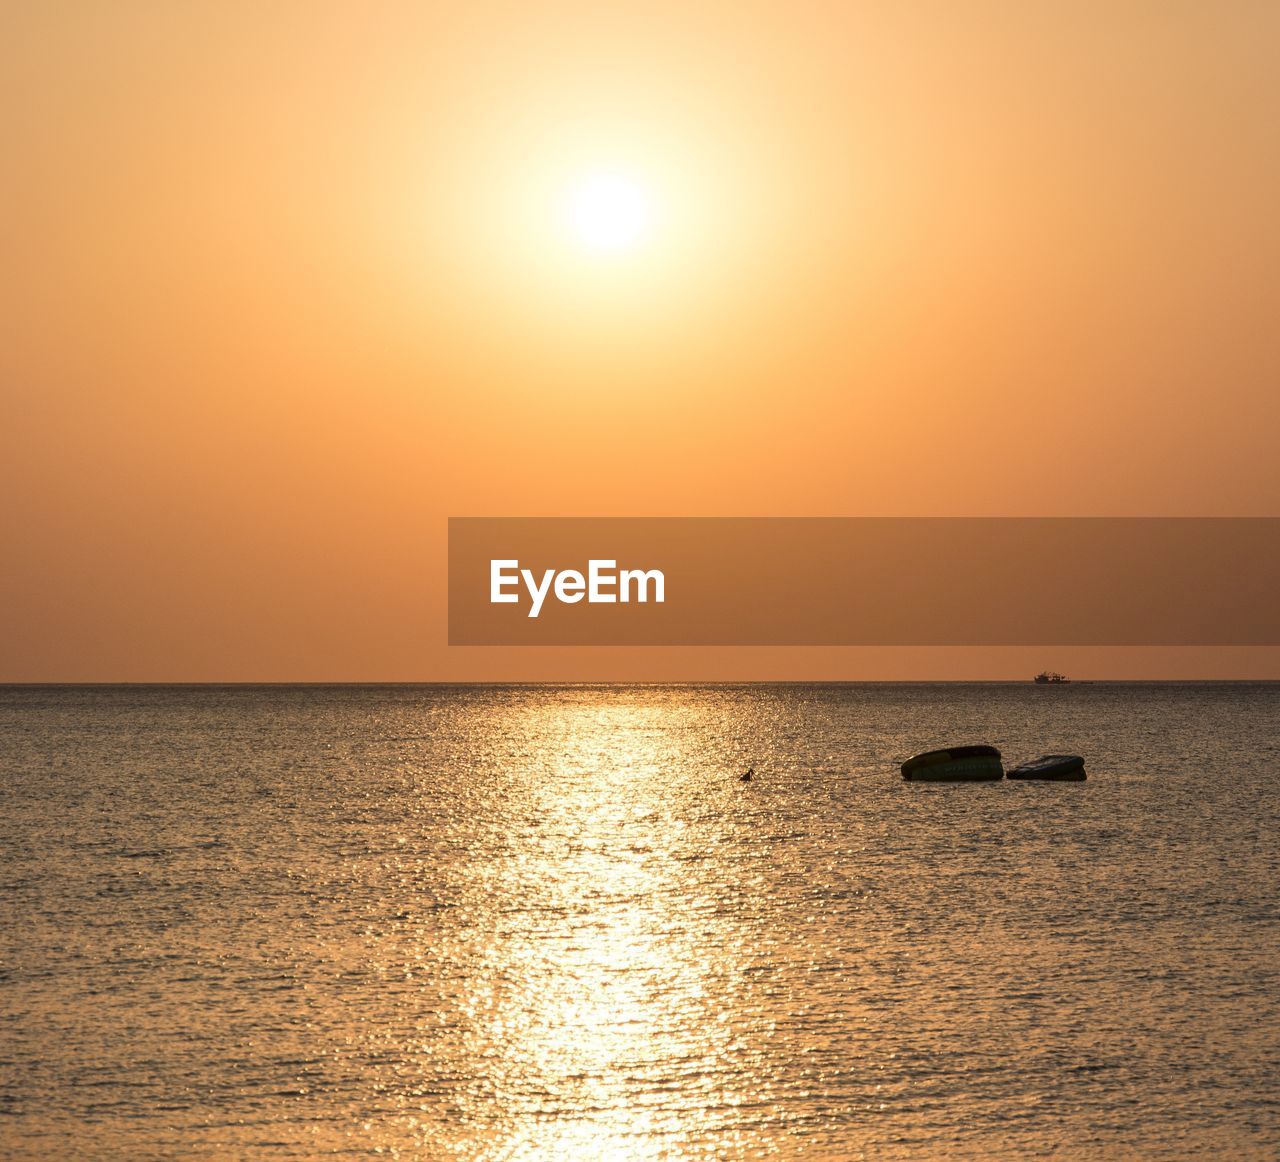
[{"xmin": 3, "ymin": 2, "xmax": 1278, "ymax": 681}]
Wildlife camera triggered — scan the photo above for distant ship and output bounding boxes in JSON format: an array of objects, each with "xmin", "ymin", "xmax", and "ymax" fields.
[{"xmin": 1033, "ymin": 671, "xmax": 1070, "ymax": 684}]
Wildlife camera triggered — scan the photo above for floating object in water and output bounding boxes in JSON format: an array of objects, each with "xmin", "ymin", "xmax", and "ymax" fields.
[
  {"xmin": 901, "ymin": 745, "xmax": 1003, "ymax": 782},
  {"xmin": 1006, "ymin": 754, "xmax": 1087, "ymax": 781},
  {"xmin": 740, "ymin": 767, "xmax": 754, "ymax": 782},
  {"xmin": 1033, "ymin": 671, "xmax": 1070, "ymax": 684}
]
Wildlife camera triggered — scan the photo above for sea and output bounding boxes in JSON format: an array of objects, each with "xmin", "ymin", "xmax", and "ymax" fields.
[{"xmin": 1, "ymin": 682, "xmax": 1278, "ymax": 1160}]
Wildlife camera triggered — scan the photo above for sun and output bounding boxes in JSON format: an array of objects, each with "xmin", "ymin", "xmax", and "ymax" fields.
[{"xmin": 562, "ymin": 172, "xmax": 653, "ymax": 255}]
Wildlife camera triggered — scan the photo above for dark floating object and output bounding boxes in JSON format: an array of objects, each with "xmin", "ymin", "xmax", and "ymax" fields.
[
  {"xmin": 1007, "ymin": 754, "xmax": 1087, "ymax": 781},
  {"xmin": 1033, "ymin": 671, "xmax": 1070, "ymax": 684},
  {"xmin": 740, "ymin": 767, "xmax": 754, "ymax": 782},
  {"xmin": 901, "ymin": 745, "xmax": 1003, "ymax": 782}
]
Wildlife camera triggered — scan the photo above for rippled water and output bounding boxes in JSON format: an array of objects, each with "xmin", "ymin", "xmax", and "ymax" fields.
[{"xmin": 2, "ymin": 683, "xmax": 1278, "ymax": 1159}]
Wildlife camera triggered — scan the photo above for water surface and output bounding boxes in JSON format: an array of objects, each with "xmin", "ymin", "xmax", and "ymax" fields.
[{"xmin": 2, "ymin": 683, "xmax": 1278, "ymax": 1158}]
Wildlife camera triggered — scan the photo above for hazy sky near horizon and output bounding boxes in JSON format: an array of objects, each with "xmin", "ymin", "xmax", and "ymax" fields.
[{"xmin": 3, "ymin": 2, "xmax": 1279, "ymax": 680}]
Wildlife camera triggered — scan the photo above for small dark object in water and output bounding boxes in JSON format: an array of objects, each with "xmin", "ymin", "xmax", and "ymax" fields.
[
  {"xmin": 740, "ymin": 768, "xmax": 754, "ymax": 782},
  {"xmin": 1007, "ymin": 754, "xmax": 1087, "ymax": 781}
]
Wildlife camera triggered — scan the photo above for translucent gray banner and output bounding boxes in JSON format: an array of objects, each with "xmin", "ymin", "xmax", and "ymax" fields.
[{"xmin": 449, "ymin": 518, "xmax": 1280, "ymax": 645}]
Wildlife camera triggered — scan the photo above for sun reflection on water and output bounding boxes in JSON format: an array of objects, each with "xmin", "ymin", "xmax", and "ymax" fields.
[{"xmin": 459, "ymin": 700, "xmax": 763, "ymax": 1159}]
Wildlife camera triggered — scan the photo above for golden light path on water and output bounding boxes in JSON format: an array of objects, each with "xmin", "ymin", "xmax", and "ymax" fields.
[{"xmin": 462, "ymin": 700, "xmax": 766, "ymax": 1160}]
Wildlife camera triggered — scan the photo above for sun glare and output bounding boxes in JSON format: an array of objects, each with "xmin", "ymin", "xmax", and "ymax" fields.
[{"xmin": 563, "ymin": 172, "xmax": 653, "ymax": 255}]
